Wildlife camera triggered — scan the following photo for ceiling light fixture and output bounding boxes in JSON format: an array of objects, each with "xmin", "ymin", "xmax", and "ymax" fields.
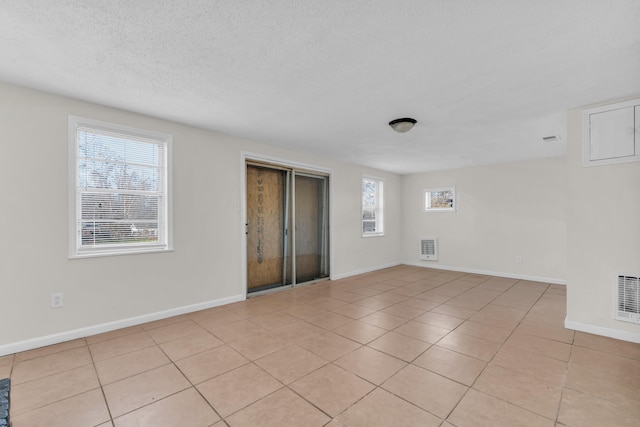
[{"xmin": 389, "ymin": 117, "xmax": 417, "ymax": 133}]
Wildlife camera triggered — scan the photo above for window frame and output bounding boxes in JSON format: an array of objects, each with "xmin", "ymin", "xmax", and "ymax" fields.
[
  {"xmin": 68, "ymin": 116, "xmax": 173, "ymax": 258},
  {"xmin": 362, "ymin": 176, "xmax": 384, "ymax": 237},
  {"xmin": 424, "ymin": 187, "xmax": 456, "ymax": 212}
]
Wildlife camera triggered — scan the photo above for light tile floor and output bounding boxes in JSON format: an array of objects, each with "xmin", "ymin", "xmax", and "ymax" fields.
[{"xmin": 3, "ymin": 266, "xmax": 640, "ymax": 426}]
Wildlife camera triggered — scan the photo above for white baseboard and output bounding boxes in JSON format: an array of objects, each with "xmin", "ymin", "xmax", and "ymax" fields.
[
  {"xmin": 564, "ymin": 319, "xmax": 640, "ymax": 344},
  {"xmin": 0, "ymin": 294, "xmax": 245, "ymax": 357},
  {"xmin": 403, "ymin": 261, "xmax": 567, "ymax": 285},
  {"xmin": 331, "ymin": 261, "xmax": 403, "ymax": 281}
]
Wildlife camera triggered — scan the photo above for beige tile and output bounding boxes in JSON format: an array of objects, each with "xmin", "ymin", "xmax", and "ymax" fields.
[
  {"xmin": 145, "ymin": 320, "xmax": 207, "ymax": 344},
  {"xmin": 10, "ymin": 388, "xmax": 110, "ymax": 427},
  {"xmin": 228, "ymin": 329, "xmax": 291, "ymax": 360},
  {"xmin": 255, "ymin": 345, "xmax": 327, "ymax": 384},
  {"xmin": 515, "ymin": 320, "xmax": 575, "ymax": 344},
  {"xmin": 382, "ymin": 364, "xmax": 467, "ymax": 419},
  {"xmin": 329, "ymin": 303, "xmax": 376, "ymax": 319},
  {"xmin": 381, "ymin": 303, "xmax": 426, "ymax": 319},
  {"xmin": 360, "ymin": 311, "xmax": 407, "ymax": 330},
  {"xmin": 429, "ymin": 283, "xmax": 470, "ymax": 297},
  {"xmin": 332, "ymin": 320, "xmax": 388, "ymax": 344},
  {"xmin": 371, "ymin": 292, "xmax": 409, "ymax": 303},
  {"xmin": 334, "ymin": 346, "xmax": 406, "ymax": 385},
  {"xmin": 448, "ymin": 388, "xmax": 553, "ymax": 427},
  {"xmin": 141, "ymin": 314, "xmax": 191, "ymax": 330},
  {"xmin": 368, "ymin": 331, "xmax": 431, "ymax": 362},
  {"xmin": 326, "ymin": 290, "xmax": 366, "ymax": 303},
  {"xmin": 95, "ymin": 345, "xmax": 169, "ymax": 385},
  {"xmin": 158, "ymin": 329, "xmax": 223, "ymax": 361},
  {"xmin": 192, "ymin": 309, "xmax": 244, "ymax": 331},
  {"xmin": 430, "ymin": 304, "xmax": 477, "ymax": 319},
  {"xmin": 0, "ymin": 354, "xmax": 13, "ymax": 367},
  {"xmin": 248, "ymin": 311, "xmax": 299, "ymax": 329},
  {"xmin": 415, "ymin": 291, "xmax": 452, "ymax": 304},
  {"xmin": 103, "ymin": 364, "xmax": 191, "ymax": 417},
  {"xmin": 469, "ymin": 304, "xmax": 527, "ymax": 329},
  {"xmin": 298, "ymin": 331, "xmax": 361, "ymax": 361},
  {"xmin": 455, "ymin": 320, "xmax": 512, "ymax": 343},
  {"xmin": 13, "ymin": 339, "xmax": 87, "ymax": 363},
  {"xmin": 225, "ymin": 302, "xmax": 275, "ymax": 319},
  {"xmin": 396, "ymin": 297, "xmax": 440, "ymax": 311},
  {"xmin": 414, "ymin": 312, "xmax": 465, "ymax": 330},
  {"xmin": 85, "ymin": 325, "xmax": 146, "ymax": 345},
  {"xmin": 11, "ymin": 346, "xmax": 93, "ymax": 384},
  {"xmin": 393, "ymin": 320, "xmax": 450, "ymax": 343},
  {"xmin": 565, "ymin": 363, "xmax": 640, "ymax": 405},
  {"xmin": 523, "ymin": 309, "xmax": 566, "ymax": 328},
  {"xmin": 0, "ymin": 365, "xmax": 10, "ymax": 378},
  {"xmin": 280, "ymin": 303, "xmax": 326, "ymax": 319},
  {"xmin": 492, "ymin": 294, "xmax": 539, "ymax": 311},
  {"xmin": 226, "ymin": 387, "xmax": 330, "ymax": 427},
  {"xmin": 304, "ymin": 311, "xmax": 353, "ymax": 330},
  {"xmin": 413, "ymin": 345, "xmax": 486, "ymax": 386},
  {"xmin": 310, "ymin": 296, "xmax": 349, "ymax": 310},
  {"xmin": 210, "ymin": 319, "xmax": 268, "ymax": 343},
  {"xmin": 573, "ymin": 331, "xmax": 640, "ymax": 360},
  {"xmin": 474, "ymin": 364, "xmax": 562, "ymax": 419},
  {"xmin": 11, "ymin": 364, "xmax": 99, "ymax": 415},
  {"xmin": 437, "ymin": 331, "xmax": 501, "ymax": 361},
  {"xmin": 197, "ymin": 363, "xmax": 282, "ymax": 418},
  {"xmin": 336, "ymin": 387, "xmax": 441, "ymax": 427},
  {"xmin": 290, "ymin": 363, "xmax": 375, "ymax": 417},
  {"xmin": 570, "ymin": 346, "xmax": 640, "ymax": 380},
  {"xmin": 558, "ymin": 388, "xmax": 640, "ymax": 427},
  {"xmin": 492, "ymin": 346, "xmax": 568, "ymax": 387},
  {"xmin": 503, "ymin": 330, "xmax": 572, "ymax": 361},
  {"xmin": 114, "ymin": 387, "xmax": 220, "ymax": 427},
  {"xmin": 272, "ymin": 320, "xmax": 325, "ymax": 343},
  {"xmin": 353, "ymin": 297, "xmax": 395, "ymax": 310},
  {"xmin": 89, "ymin": 331, "xmax": 156, "ymax": 362},
  {"xmin": 176, "ymin": 345, "xmax": 248, "ymax": 384}
]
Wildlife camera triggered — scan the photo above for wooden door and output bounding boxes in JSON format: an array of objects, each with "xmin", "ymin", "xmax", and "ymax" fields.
[{"xmin": 246, "ymin": 165, "xmax": 285, "ymax": 290}]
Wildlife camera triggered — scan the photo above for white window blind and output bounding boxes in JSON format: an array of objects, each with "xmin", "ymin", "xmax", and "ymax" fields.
[
  {"xmin": 362, "ymin": 177, "xmax": 384, "ymax": 236},
  {"xmin": 69, "ymin": 117, "xmax": 172, "ymax": 257}
]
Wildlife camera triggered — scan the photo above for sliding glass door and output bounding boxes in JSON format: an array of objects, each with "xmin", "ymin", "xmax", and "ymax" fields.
[{"xmin": 246, "ymin": 163, "xmax": 329, "ymax": 293}]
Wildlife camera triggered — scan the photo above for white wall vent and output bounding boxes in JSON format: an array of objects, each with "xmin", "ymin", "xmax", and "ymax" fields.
[
  {"xmin": 420, "ymin": 238, "xmax": 438, "ymax": 261},
  {"xmin": 615, "ymin": 275, "xmax": 640, "ymax": 324}
]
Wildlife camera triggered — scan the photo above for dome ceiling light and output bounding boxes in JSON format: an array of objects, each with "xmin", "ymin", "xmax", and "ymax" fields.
[{"xmin": 388, "ymin": 117, "xmax": 417, "ymax": 133}]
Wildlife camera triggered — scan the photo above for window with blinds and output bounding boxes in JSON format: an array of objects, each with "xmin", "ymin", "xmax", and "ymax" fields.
[
  {"xmin": 362, "ymin": 176, "xmax": 384, "ymax": 236},
  {"xmin": 68, "ymin": 116, "xmax": 172, "ymax": 258}
]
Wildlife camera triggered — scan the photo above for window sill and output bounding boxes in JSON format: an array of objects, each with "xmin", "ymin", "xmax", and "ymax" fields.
[
  {"xmin": 69, "ymin": 247, "xmax": 174, "ymax": 260},
  {"xmin": 362, "ymin": 233, "xmax": 384, "ymax": 238}
]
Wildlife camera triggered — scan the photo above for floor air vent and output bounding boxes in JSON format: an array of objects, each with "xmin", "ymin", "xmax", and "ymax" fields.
[
  {"xmin": 420, "ymin": 238, "xmax": 438, "ymax": 261},
  {"xmin": 616, "ymin": 275, "xmax": 640, "ymax": 323}
]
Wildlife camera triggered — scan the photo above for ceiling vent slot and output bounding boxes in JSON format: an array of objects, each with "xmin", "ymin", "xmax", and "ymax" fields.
[
  {"xmin": 615, "ymin": 275, "xmax": 640, "ymax": 323},
  {"xmin": 420, "ymin": 238, "xmax": 438, "ymax": 261}
]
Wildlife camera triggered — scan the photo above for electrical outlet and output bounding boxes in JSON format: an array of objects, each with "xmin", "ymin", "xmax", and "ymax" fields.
[
  {"xmin": 515, "ymin": 256, "xmax": 523, "ymax": 264},
  {"xmin": 51, "ymin": 293, "xmax": 64, "ymax": 308}
]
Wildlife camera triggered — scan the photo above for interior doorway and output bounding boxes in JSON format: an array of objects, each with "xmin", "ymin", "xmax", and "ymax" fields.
[{"xmin": 246, "ymin": 162, "xmax": 330, "ymax": 293}]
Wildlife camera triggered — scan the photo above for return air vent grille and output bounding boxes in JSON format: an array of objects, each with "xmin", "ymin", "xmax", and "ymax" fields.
[
  {"xmin": 615, "ymin": 275, "xmax": 640, "ymax": 323},
  {"xmin": 420, "ymin": 238, "xmax": 438, "ymax": 261}
]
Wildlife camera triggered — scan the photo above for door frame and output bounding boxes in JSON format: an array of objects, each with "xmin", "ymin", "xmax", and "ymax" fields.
[{"xmin": 240, "ymin": 151, "xmax": 334, "ymax": 300}]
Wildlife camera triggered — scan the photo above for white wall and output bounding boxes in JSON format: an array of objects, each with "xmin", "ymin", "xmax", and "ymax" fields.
[
  {"xmin": 0, "ymin": 82, "xmax": 402, "ymax": 354},
  {"xmin": 565, "ymin": 99, "xmax": 640, "ymax": 342},
  {"xmin": 401, "ymin": 158, "xmax": 567, "ymax": 282}
]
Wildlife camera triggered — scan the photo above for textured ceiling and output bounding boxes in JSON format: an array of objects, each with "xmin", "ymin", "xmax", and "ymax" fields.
[{"xmin": 1, "ymin": 0, "xmax": 639, "ymax": 174}]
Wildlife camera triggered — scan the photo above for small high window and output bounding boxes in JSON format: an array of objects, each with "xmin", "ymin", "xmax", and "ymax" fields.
[
  {"xmin": 362, "ymin": 176, "xmax": 384, "ymax": 236},
  {"xmin": 68, "ymin": 116, "xmax": 172, "ymax": 258},
  {"xmin": 424, "ymin": 187, "xmax": 456, "ymax": 212}
]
